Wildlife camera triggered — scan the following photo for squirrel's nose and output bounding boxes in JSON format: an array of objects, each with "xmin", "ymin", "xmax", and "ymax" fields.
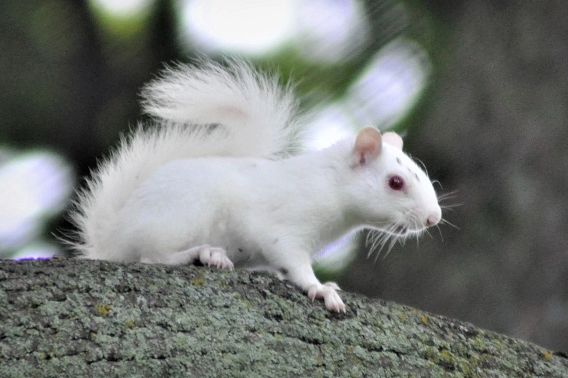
[
  {"xmin": 425, "ymin": 211, "xmax": 441, "ymax": 227},
  {"xmin": 426, "ymin": 215, "xmax": 439, "ymax": 227}
]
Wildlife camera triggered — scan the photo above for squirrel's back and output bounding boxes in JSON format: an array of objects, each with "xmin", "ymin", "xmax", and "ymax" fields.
[{"xmin": 69, "ymin": 60, "xmax": 300, "ymax": 258}]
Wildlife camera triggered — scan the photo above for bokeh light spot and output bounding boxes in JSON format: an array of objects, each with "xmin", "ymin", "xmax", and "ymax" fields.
[{"xmin": 179, "ymin": 0, "xmax": 296, "ymax": 55}]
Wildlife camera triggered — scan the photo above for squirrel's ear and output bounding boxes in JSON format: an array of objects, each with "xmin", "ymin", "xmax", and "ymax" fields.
[
  {"xmin": 383, "ymin": 132, "xmax": 403, "ymax": 150},
  {"xmin": 353, "ymin": 127, "xmax": 382, "ymax": 166}
]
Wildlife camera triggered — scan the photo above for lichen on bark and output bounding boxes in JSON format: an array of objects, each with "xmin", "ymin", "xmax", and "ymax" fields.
[{"xmin": 0, "ymin": 258, "xmax": 566, "ymax": 377}]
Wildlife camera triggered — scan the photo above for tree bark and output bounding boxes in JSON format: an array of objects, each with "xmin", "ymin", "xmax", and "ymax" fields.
[{"xmin": 1, "ymin": 258, "xmax": 566, "ymax": 377}]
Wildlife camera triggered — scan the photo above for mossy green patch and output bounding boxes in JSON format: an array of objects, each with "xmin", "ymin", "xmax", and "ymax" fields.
[
  {"xmin": 543, "ymin": 351, "xmax": 554, "ymax": 362},
  {"xmin": 190, "ymin": 274, "xmax": 206, "ymax": 287},
  {"xmin": 95, "ymin": 304, "xmax": 112, "ymax": 317}
]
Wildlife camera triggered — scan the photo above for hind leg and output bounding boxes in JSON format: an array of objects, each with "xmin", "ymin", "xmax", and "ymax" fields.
[{"xmin": 141, "ymin": 245, "xmax": 234, "ymax": 270}]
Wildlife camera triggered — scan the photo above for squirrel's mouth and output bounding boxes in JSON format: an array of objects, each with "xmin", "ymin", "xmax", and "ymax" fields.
[
  {"xmin": 389, "ymin": 225, "xmax": 424, "ymax": 237},
  {"xmin": 373, "ymin": 223, "xmax": 422, "ymax": 237}
]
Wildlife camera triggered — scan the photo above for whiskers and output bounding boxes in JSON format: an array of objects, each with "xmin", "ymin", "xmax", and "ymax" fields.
[
  {"xmin": 438, "ymin": 190, "xmax": 461, "ymax": 208},
  {"xmin": 365, "ymin": 210, "xmax": 424, "ymax": 262},
  {"xmin": 364, "ymin": 189, "xmax": 461, "ymax": 261},
  {"xmin": 365, "ymin": 228, "xmax": 397, "ymax": 262},
  {"xmin": 437, "ymin": 190, "xmax": 461, "ymax": 231}
]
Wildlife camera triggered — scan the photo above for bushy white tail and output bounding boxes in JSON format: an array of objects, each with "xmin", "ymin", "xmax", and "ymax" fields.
[{"xmin": 69, "ymin": 60, "xmax": 300, "ymax": 258}]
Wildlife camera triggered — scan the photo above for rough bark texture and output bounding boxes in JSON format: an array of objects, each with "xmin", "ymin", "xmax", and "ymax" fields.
[{"xmin": 1, "ymin": 258, "xmax": 567, "ymax": 377}]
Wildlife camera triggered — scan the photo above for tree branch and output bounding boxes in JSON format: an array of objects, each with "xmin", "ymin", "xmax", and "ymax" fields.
[{"xmin": 1, "ymin": 258, "xmax": 566, "ymax": 376}]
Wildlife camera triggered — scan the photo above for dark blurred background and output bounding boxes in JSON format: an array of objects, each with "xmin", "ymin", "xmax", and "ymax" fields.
[{"xmin": 1, "ymin": 0, "xmax": 566, "ymax": 351}]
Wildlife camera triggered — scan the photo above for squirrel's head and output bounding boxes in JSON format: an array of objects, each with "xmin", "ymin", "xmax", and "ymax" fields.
[{"xmin": 346, "ymin": 127, "xmax": 441, "ymax": 237}]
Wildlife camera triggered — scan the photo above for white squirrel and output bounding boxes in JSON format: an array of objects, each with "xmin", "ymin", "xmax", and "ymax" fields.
[{"xmin": 70, "ymin": 60, "xmax": 442, "ymax": 313}]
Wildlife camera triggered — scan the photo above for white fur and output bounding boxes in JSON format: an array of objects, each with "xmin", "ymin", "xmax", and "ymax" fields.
[
  {"xmin": 69, "ymin": 60, "xmax": 441, "ymax": 313},
  {"xmin": 70, "ymin": 60, "xmax": 298, "ymax": 259},
  {"xmin": 141, "ymin": 59, "xmax": 299, "ymax": 158}
]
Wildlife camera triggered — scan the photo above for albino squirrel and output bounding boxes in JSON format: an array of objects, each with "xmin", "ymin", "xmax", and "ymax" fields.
[{"xmin": 70, "ymin": 60, "xmax": 441, "ymax": 313}]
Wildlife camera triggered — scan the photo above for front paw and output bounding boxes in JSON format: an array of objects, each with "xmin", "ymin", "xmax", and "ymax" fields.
[{"xmin": 307, "ymin": 282, "xmax": 346, "ymax": 313}]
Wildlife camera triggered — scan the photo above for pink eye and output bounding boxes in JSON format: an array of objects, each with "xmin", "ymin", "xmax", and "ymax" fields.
[{"xmin": 388, "ymin": 175, "xmax": 405, "ymax": 191}]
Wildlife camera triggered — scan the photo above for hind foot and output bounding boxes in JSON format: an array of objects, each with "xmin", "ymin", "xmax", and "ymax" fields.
[
  {"xmin": 195, "ymin": 245, "xmax": 234, "ymax": 270},
  {"xmin": 142, "ymin": 245, "xmax": 234, "ymax": 270}
]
